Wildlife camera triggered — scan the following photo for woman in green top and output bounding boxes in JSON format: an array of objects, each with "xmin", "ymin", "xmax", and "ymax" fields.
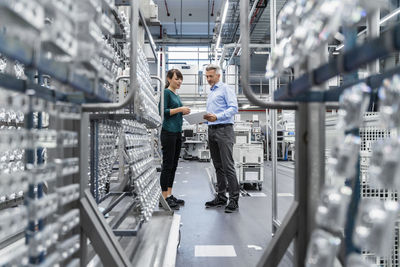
[{"xmin": 160, "ymin": 69, "xmax": 190, "ymax": 210}]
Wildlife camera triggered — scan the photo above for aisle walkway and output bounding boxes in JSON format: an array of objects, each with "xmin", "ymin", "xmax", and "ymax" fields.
[{"xmin": 170, "ymin": 160, "xmax": 295, "ymax": 267}]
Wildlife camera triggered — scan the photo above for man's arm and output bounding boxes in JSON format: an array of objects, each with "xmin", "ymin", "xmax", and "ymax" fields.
[{"xmin": 214, "ymin": 85, "xmax": 238, "ymax": 121}]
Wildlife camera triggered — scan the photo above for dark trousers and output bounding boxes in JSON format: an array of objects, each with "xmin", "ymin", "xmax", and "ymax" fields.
[
  {"xmin": 208, "ymin": 124, "xmax": 240, "ymax": 201},
  {"xmin": 160, "ymin": 129, "xmax": 182, "ymax": 191}
]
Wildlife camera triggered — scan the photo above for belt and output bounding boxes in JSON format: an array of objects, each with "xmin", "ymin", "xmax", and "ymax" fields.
[{"xmin": 208, "ymin": 123, "xmax": 233, "ymax": 129}]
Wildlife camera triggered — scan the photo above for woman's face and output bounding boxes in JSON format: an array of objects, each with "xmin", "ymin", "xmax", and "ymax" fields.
[{"xmin": 168, "ymin": 73, "xmax": 183, "ymax": 89}]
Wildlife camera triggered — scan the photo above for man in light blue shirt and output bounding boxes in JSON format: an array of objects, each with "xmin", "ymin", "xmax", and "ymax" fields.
[{"xmin": 203, "ymin": 64, "xmax": 240, "ymax": 213}]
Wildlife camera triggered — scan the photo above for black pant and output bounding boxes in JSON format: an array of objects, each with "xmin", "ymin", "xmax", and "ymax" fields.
[
  {"xmin": 160, "ymin": 129, "xmax": 182, "ymax": 191},
  {"xmin": 208, "ymin": 124, "xmax": 240, "ymax": 201}
]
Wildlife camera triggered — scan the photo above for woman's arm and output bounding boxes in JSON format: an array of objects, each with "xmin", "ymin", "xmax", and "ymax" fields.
[{"xmin": 170, "ymin": 107, "xmax": 190, "ymax": 116}]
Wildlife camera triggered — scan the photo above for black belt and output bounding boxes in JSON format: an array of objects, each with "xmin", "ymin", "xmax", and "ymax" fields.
[{"xmin": 208, "ymin": 123, "xmax": 233, "ymax": 129}]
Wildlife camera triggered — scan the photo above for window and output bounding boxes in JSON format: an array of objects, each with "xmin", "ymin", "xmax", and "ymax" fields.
[{"xmin": 166, "ymin": 46, "xmax": 211, "ymax": 69}]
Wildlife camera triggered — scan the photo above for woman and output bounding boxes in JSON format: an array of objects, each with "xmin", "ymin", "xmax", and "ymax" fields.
[{"xmin": 160, "ymin": 69, "xmax": 190, "ymax": 210}]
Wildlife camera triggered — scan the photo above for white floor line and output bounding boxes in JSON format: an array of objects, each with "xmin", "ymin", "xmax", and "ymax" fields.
[
  {"xmin": 176, "ymin": 172, "xmax": 181, "ymax": 175},
  {"xmin": 195, "ymin": 245, "xmax": 237, "ymax": 257},
  {"xmin": 182, "ymin": 180, "xmax": 188, "ymax": 183},
  {"xmin": 248, "ymin": 192, "xmax": 267, "ymax": 197},
  {"xmin": 277, "ymin": 193, "xmax": 294, "ymax": 197},
  {"xmin": 247, "ymin": 245, "xmax": 263, "ymax": 251}
]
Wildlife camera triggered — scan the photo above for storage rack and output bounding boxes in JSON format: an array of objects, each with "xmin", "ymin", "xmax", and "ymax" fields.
[
  {"xmin": 238, "ymin": 1, "xmax": 400, "ymax": 266},
  {"xmin": 0, "ymin": 1, "xmax": 176, "ymax": 266}
]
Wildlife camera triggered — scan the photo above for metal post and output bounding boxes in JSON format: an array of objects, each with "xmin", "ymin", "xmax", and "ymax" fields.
[
  {"xmin": 157, "ymin": 51, "xmax": 161, "ymax": 94},
  {"xmin": 269, "ymin": 0, "xmax": 279, "ymax": 235},
  {"xmin": 294, "ymin": 102, "xmax": 309, "ymax": 266},
  {"xmin": 265, "ymin": 109, "xmax": 269, "ymax": 162},
  {"xmin": 79, "ymin": 112, "xmax": 90, "ymax": 265},
  {"xmin": 367, "ymin": 9, "xmax": 380, "ymax": 75}
]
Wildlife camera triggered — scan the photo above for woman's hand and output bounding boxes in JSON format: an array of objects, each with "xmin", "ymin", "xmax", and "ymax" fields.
[{"xmin": 180, "ymin": 106, "xmax": 191, "ymax": 115}]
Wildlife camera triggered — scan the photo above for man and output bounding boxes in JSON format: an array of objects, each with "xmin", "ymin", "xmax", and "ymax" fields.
[{"xmin": 203, "ymin": 64, "xmax": 240, "ymax": 213}]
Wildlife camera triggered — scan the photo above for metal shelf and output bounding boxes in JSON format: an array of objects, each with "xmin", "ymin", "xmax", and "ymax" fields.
[{"xmin": 274, "ymin": 24, "xmax": 400, "ymax": 102}]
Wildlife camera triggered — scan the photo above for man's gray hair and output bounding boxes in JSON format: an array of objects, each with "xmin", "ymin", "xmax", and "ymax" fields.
[{"xmin": 206, "ymin": 64, "xmax": 221, "ymax": 74}]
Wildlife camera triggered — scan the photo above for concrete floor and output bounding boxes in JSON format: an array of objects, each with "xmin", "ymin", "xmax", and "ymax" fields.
[{"xmin": 169, "ymin": 159, "xmax": 295, "ymax": 267}]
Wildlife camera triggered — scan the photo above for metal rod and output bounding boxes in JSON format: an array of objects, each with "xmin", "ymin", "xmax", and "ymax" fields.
[
  {"xmin": 82, "ymin": 0, "xmax": 139, "ymax": 112},
  {"xmin": 265, "ymin": 109, "xmax": 269, "ymax": 162},
  {"xmin": 139, "ymin": 9, "xmax": 157, "ymax": 60},
  {"xmin": 257, "ymin": 201, "xmax": 299, "ymax": 267},
  {"xmin": 151, "ymin": 75, "xmax": 165, "ymax": 123},
  {"xmin": 111, "ymin": 200, "xmax": 136, "ymax": 229},
  {"xmin": 269, "ymin": 0, "xmax": 278, "ymax": 235},
  {"xmin": 240, "ymin": 0, "xmax": 277, "ymax": 109},
  {"xmin": 102, "ymin": 192, "xmax": 128, "ymax": 215},
  {"xmin": 227, "ymin": 0, "xmax": 261, "ymax": 66}
]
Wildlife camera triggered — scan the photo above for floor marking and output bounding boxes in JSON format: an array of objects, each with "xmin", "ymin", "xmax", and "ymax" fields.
[
  {"xmin": 182, "ymin": 180, "xmax": 188, "ymax": 183},
  {"xmin": 178, "ymin": 195, "xmax": 186, "ymax": 197},
  {"xmin": 248, "ymin": 192, "xmax": 267, "ymax": 197},
  {"xmin": 195, "ymin": 245, "xmax": 237, "ymax": 257},
  {"xmin": 176, "ymin": 172, "xmax": 181, "ymax": 175},
  {"xmin": 247, "ymin": 245, "xmax": 263, "ymax": 251},
  {"xmin": 177, "ymin": 167, "xmax": 183, "ymax": 169},
  {"xmin": 277, "ymin": 193, "xmax": 294, "ymax": 197}
]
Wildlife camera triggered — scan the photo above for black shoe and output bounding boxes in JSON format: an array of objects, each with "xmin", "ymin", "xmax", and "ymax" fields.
[
  {"xmin": 205, "ymin": 194, "xmax": 228, "ymax": 208},
  {"xmin": 169, "ymin": 195, "xmax": 185, "ymax": 205},
  {"xmin": 167, "ymin": 197, "xmax": 180, "ymax": 210},
  {"xmin": 160, "ymin": 197, "xmax": 180, "ymax": 210},
  {"xmin": 224, "ymin": 200, "xmax": 239, "ymax": 213}
]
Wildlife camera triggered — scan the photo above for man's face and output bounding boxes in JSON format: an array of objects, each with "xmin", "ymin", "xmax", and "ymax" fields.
[{"xmin": 205, "ymin": 69, "xmax": 220, "ymax": 87}]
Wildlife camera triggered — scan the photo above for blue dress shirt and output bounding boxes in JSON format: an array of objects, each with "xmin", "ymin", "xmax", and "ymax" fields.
[{"xmin": 206, "ymin": 81, "xmax": 238, "ymax": 125}]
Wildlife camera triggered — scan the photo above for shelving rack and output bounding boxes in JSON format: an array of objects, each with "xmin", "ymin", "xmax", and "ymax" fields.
[
  {"xmin": 0, "ymin": 0, "xmax": 178, "ymax": 266},
  {"xmin": 239, "ymin": 1, "xmax": 400, "ymax": 266}
]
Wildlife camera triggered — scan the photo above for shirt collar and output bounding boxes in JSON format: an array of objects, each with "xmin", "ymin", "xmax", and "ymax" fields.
[{"xmin": 211, "ymin": 81, "xmax": 223, "ymax": 91}]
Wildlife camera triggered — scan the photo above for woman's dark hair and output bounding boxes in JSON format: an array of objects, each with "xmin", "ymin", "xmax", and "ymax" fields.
[{"xmin": 165, "ymin": 69, "xmax": 183, "ymax": 88}]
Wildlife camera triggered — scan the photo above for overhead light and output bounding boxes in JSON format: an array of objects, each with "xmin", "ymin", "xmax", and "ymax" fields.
[
  {"xmin": 214, "ymin": 0, "xmax": 229, "ymax": 51},
  {"xmin": 221, "ymin": 0, "xmax": 229, "ymax": 25},
  {"xmin": 380, "ymin": 7, "xmax": 400, "ymax": 25},
  {"xmin": 254, "ymin": 51, "xmax": 270, "ymax": 55},
  {"xmin": 216, "ymin": 35, "xmax": 221, "ymax": 50},
  {"xmin": 336, "ymin": 7, "xmax": 400, "ymax": 51}
]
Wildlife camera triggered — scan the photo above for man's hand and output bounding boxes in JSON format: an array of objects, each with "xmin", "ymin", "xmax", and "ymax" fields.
[
  {"xmin": 180, "ymin": 107, "xmax": 191, "ymax": 115},
  {"xmin": 203, "ymin": 113, "xmax": 217, "ymax": 122}
]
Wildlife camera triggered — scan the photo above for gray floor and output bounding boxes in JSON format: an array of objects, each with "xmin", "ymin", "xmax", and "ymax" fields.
[{"xmin": 170, "ymin": 160, "xmax": 295, "ymax": 267}]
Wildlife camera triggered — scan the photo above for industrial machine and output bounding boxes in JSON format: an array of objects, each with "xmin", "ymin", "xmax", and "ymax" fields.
[
  {"xmin": 181, "ymin": 123, "xmax": 210, "ymax": 161},
  {"xmin": 233, "ymin": 122, "xmax": 264, "ymax": 190}
]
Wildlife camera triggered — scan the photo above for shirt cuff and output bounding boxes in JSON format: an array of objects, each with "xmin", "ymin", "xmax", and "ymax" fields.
[
  {"xmin": 215, "ymin": 112, "xmax": 225, "ymax": 121},
  {"xmin": 164, "ymin": 108, "xmax": 171, "ymax": 117}
]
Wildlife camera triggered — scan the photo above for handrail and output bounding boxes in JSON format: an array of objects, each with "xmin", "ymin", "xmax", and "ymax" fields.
[
  {"xmin": 239, "ymin": 0, "xmax": 293, "ymax": 109},
  {"xmin": 150, "ymin": 76, "xmax": 165, "ymax": 122},
  {"xmin": 139, "ymin": 9, "xmax": 157, "ymax": 60},
  {"xmin": 82, "ymin": 0, "xmax": 138, "ymax": 112}
]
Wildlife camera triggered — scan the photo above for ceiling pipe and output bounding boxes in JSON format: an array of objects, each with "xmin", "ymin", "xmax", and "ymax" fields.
[
  {"xmin": 226, "ymin": 0, "xmax": 260, "ymax": 66},
  {"xmin": 164, "ymin": 0, "xmax": 170, "ymax": 16},
  {"xmin": 219, "ymin": 43, "xmax": 270, "ymax": 69}
]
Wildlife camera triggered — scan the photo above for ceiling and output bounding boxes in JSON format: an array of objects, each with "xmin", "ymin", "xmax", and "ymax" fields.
[{"xmin": 151, "ymin": 0, "xmax": 225, "ymax": 40}]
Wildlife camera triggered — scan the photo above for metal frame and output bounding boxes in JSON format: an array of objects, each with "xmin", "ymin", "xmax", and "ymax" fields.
[{"xmin": 238, "ymin": 1, "xmax": 400, "ymax": 265}]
